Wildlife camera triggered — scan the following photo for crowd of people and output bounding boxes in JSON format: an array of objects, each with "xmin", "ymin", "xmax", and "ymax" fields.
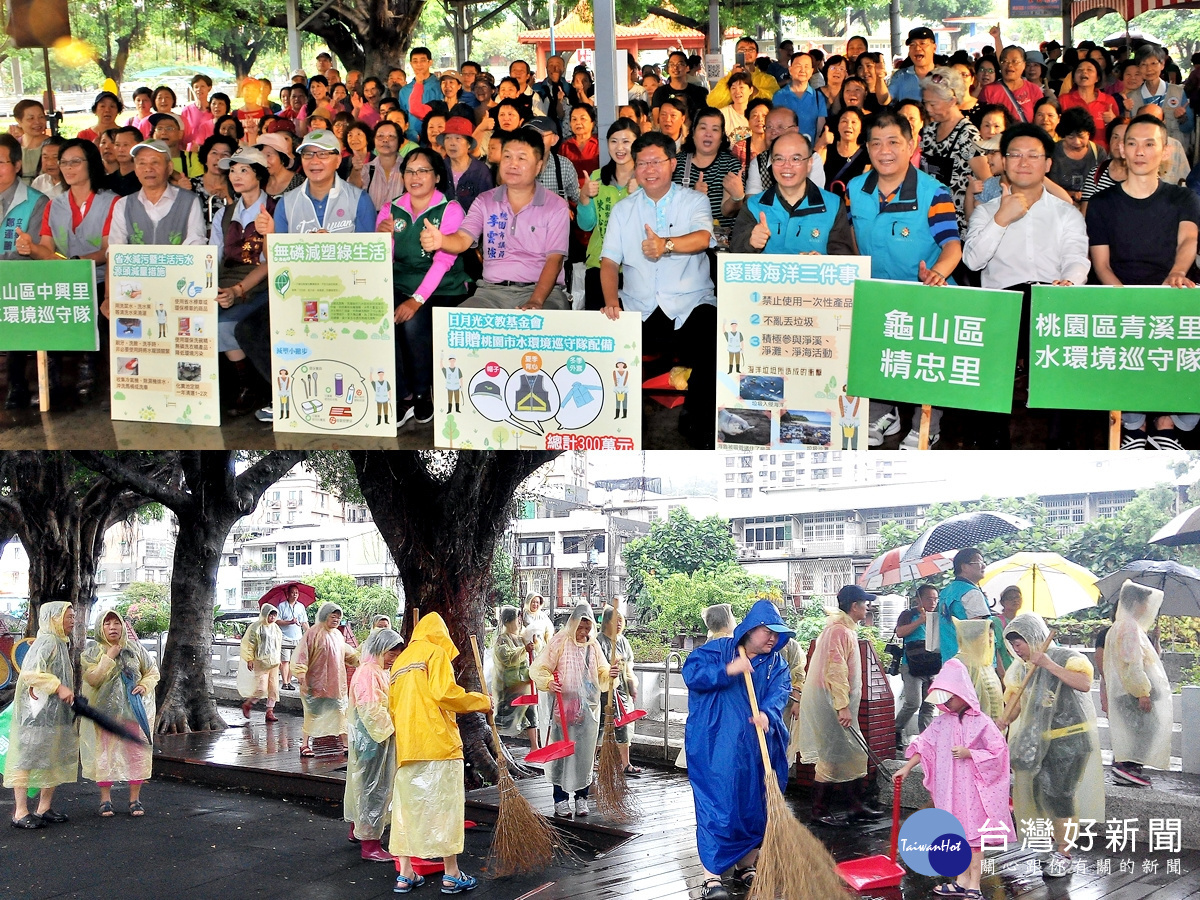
[
  {"xmin": 3, "ymin": 35, "xmax": 1199, "ymax": 447},
  {"xmin": 1, "ymin": 555, "xmax": 1179, "ymax": 899}
]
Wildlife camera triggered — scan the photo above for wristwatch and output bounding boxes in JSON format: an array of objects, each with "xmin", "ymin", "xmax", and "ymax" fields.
[{"xmin": 663, "ymin": 239, "xmax": 675, "ymax": 256}]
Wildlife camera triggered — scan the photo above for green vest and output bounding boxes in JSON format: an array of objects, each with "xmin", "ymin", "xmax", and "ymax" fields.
[{"xmin": 387, "ymin": 192, "xmax": 468, "ymax": 301}]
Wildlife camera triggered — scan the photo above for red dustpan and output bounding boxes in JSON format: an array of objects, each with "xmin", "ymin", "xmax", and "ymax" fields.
[
  {"xmin": 613, "ymin": 691, "xmax": 646, "ymax": 728},
  {"xmin": 511, "ymin": 649, "xmax": 538, "ymax": 706},
  {"xmin": 523, "ymin": 686, "xmax": 575, "ymax": 764},
  {"xmin": 836, "ymin": 775, "xmax": 906, "ymax": 891}
]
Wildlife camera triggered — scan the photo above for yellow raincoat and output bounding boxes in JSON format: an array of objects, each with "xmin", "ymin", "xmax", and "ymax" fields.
[
  {"xmin": 387, "ymin": 612, "xmax": 490, "ymax": 860},
  {"xmin": 797, "ymin": 610, "xmax": 867, "ymax": 783},
  {"xmin": 3, "ymin": 602, "xmax": 79, "ymax": 791},
  {"xmin": 238, "ymin": 604, "xmax": 283, "ymax": 702},
  {"xmin": 293, "ymin": 602, "xmax": 360, "ymax": 737},
  {"xmin": 779, "ymin": 635, "xmax": 807, "ymax": 760},
  {"xmin": 954, "ymin": 618, "xmax": 1004, "ymax": 721},
  {"xmin": 80, "ymin": 610, "xmax": 159, "ymax": 784}
]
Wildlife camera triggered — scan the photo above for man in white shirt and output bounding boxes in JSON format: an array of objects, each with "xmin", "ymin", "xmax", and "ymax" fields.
[
  {"xmin": 743, "ymin": 106, "xmax": 826, "ymax": 198},
  {"xmin": 108, "ymin": 140, "xmax": 206, "ymax": 246}
]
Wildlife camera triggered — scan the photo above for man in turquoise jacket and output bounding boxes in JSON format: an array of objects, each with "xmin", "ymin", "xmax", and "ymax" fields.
[{"xmin": 937, "ymin": 547, "xmax": 992, "ymax": 663}]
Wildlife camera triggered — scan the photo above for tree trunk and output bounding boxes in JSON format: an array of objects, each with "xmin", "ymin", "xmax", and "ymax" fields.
[
  {"xmin": 349, "ymin": 451, "xmax": 559, "ymax": 786},
  {"xmin": 155, "ymin": 510, "xmax": 235, "ymax": 733}
]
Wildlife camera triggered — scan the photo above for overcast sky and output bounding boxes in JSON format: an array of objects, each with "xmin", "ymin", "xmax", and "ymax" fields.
[{"xmin": 586, "ymin": 452, "xmax": 1191, "ymax": 499}]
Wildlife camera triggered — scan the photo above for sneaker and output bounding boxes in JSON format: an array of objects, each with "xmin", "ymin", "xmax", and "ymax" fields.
[
  {"xmin": 1112, "ymin": 762, "xmax": 1151, "ymax": 787},
  {"xmin": 395, "ymin": 403, "xmax": 415, "ymax": 428},
  {"xmin": 554, "ymin": 800, "xmax": 572, "ymax": 817},
  {"xmin": 254, "ymin": 406, "xmax": 274, "ymax": 422},
  {"xmin": 867, "ymin": 410, "xmax": 901, "ymax": 446},
  {"xmin": 900, "ymin": 430, "xmax": 940, "ymax": 450},
  {"xmin": 413, "ymin": 396, "xmax": 434, "ymax": 424},
  {"xmin": 574, "ymin": 797, "xmax": 589, "ymax": 817},
  {"xmin": 1043, "ymin": 852, "xmax": 1074, "ymax": 878}
]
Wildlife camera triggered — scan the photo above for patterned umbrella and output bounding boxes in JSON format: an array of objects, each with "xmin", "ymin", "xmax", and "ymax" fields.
[
  {"xmin": 979, "ymin": 552, "xmax": 1100, "ymax": 618},
  {"xmin": 902, "ymin": 511, "xmax": 1032, "ymax": 561},
  {"xmin": 1094, "ymin": 560, "xmax": 1200, "ymax": 617},
  {"xmin": 858, "ymin": 544, "xmax": 955, "ymax": 591},
  {"xmin": 1150, "ymin": 507, "xmax": 1200, "ymax": 547}
]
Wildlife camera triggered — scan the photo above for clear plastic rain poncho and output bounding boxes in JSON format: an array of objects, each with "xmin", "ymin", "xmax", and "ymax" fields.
[
  {"xmin": 1104, "ymin": 581, "xmax": 1173, "ymax": 769},
  {"xmin": 530, "ymin": 602, "xmax": 612, "ymax": 793},
  {"xmin": 597, "ymin": 606, "xmax": 636, "ymax": 742},
  {"xmin": 490, "ymin": 606, "xmax": 537, "ymax": 737},
  {"xmin": 3, "ymin": 602, "xmax": 79, "ymax": 791},
  {"xmin": 954, "ymin": 618, "xmax": 1004, "ymax": 721},
  {"xmin": 796, "ymin": 610, "xmax": 867, "ymax": 783},
  {"xmin": 80, "ymin": 610, "xmax": 159, "ymax": 784},
  {"xmin": 237, "ymin": 604, "xmax": 283, "ymax": 701},
  {"xmin": 293, "ymin": 602, "xmax": 361, "ymax": 737},
  {"xmin": 344, "ymin": 627, "xmax": 403, "ymax": 841},
  {"xmin": 779, "ymin": 634, "xmax": 808, "ymax": 760},
  {"xmin": 1002, "ymin": 613, "xmax": 1104, "ymax": 841}
]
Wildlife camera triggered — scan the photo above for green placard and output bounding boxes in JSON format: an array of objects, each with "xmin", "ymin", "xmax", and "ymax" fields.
[
  {"xmin": 1028, "ymin": 285, "xmax": 1200, "ymax": 412},
  {"xmin": 847, "ymin": 279, "xmax": 1021, "ymax": 414},
  {"xmin": 0, "ymin": 260, "xmax": 98, "ymax": 351}
]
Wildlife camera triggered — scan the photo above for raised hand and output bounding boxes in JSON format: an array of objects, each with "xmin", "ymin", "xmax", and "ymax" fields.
[
  {"xmin": 583, "ymin": 177, "xmax": 600, "ymax": 198},
  {"xmin": 419, "ymin": 218, "xmax": 443, "ymax": 252},
  {"xmin": 722, "ymin": 170, "xmax": 743, "ymax": 201},
  {"xmin": 993, "ymin": 181, "xmax": 1030, "ymax": 227},
  {"xmin": 377, "ymin": 217, "xmax": 396, "ymax": 233},
  {"xmin": 641, "ymin": 224, "xmax": 665, "ymax": 260},
  {"xmin": 255, "ymin": 207, "xmax": 275, "ymax": 235},
  {"xmin": 749, "ymin": 211, "xmax": 771, "ymax": 250},
  {"xmin": 13, "ymin": 227, "xmax": 33, "ymax": 256},
  {"xmin": 693, "ymin": 172, "xmax": 708, "ymax": 197}
]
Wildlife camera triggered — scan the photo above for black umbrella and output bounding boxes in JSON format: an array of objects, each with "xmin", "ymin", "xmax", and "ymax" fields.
[
  {"xmin": 1150, "ymin": 507, "xmax": 1200, "ymax": 547},
  {"xmin": 71, "ymin": 695, "xmax": 150, "ymax": 746},
  {"xmin": 902, "ymin": 511, "xmax": 1032, "ymax": 561},
  {"xmin": 1094, "ymin": 560, "xmax": 1200, "ymax": 617}
]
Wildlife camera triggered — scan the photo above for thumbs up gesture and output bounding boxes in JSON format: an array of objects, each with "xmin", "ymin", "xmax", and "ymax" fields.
[
  {"xmin": 255, "ymin": 207, "xmax": 275, "ymax": 235},
  {"xmin": 14, "ymin": 227, "xmax": 33, "ymax": 256},
  {"xmin": 642, "ymin": 224, "xmax": 666, "ymax": 260},
  {"xmin": 993, "ymin": 181, "xmax": 1030, "ymax": 227},
  {"xmin": 419, "ymin": 218, "xmax": 443, "ymax": 252},
  {"xmin": 918, "ymin": 260, "xmax": 947, "ymax": 286},
  {"xmin": 583, "ymin": 176, "xmax": 600, "ymax": 198},
  {"xmin": 693, "ymin": 171, "xmax": 708, "ymax": 197},
  {"xmin": 723, "ymin": 170, "xmax": 744, "ymax": 201},
  {"xmin": 749, "ymin": 211, "xmax": 771, "ymax": 250}
]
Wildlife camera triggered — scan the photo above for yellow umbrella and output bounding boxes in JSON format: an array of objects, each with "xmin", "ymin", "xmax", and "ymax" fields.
[{"xmin": 979, "ymin": 552, "xmax": 1100, "ymax": 618}]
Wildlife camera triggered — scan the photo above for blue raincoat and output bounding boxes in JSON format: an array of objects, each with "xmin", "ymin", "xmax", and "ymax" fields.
[{"xmin": 683, "ymin": 600, "xmax": 794, "ymax": 874}]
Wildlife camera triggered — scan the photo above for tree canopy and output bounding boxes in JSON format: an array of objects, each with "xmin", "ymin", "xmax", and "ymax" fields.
[{"xmin": 621, "ymin": 506, "xmax": 737, "ymax": 607}]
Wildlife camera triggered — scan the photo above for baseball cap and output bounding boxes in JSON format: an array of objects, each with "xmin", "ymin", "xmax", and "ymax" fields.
[
  {"xmin": 837, "ymin": 584, "xmax": 874, "ymax": 606},
  {"xmin": 527, "ymin": 115, "xmax": 558, "ymax": 134},
  {"xmin": 906, "ymin": 26, "xmax": 936, "ymax": 45},
  {"xmin": 297, "ymin": 129, "xmax": 341, "ymax": 153},
  {"xmin": 291, "ymin": 68, "xmax": 307, "ymax": 80},
  {"xmin": 148, "ymin": 112, "xmax": 182, "ymax": 131},
  {"xmin": 218, "ymin": 146, "xmax": 270, "ymax": 170},
  {"xmin": 975, "ymin": 135, "xmax": 1001, "ymax": 152},
  {"xmin": 256, "ymin": 132, "xmax": 295, "ymax": 164},
  {"xmin": 130, "ymin": 139, "xmax": 171, "ymax": 158},
  {"xmin": 439, "ymin": 69, "xmax": 463, "ymax": 83},
  {"xmin": 1025, "ymin": 51, "xmax": 1047, "ymax": 66}
]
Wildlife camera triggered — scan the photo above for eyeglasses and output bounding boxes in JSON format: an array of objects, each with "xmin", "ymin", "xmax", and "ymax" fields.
[
  {"xmin": 300, "ymin": 150, "xmax": 339, "ymax": 160},
  {"xmin": 635, "ymin": 157, "xmax": 671, "ymax": 169},
  {"xmin": 405, "ymin": 167, "xmax": 435, "ymax": 175},
  {"xmin": 59, "ymin": 157, "xmax": 87, "ymax": 168},
  {"xmin": 1004, "ymin": 152, "xmax": 1046, "ymax": 162},
  {"xmin": 771, "ymin": 154, "xmax": 811, "ymax": 166}
]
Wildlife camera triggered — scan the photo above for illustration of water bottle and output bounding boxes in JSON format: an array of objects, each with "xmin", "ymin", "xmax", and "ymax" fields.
[{"xmin": 335, "ymin": 373, "xmax": 344, "ymax": 396}]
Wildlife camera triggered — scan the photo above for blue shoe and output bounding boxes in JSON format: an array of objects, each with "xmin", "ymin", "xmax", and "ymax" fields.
[
  {"xmin": 394, "ymin": 873, "xmax": 425, "ymax": 893},
  {"xmin": 441, "ymin": 872, "xmax": 477, "ymax": 894}
]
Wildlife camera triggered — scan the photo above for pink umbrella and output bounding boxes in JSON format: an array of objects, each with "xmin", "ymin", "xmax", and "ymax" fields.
[{"xmin": 858, "ymin": 544, "xmax": 954, "ymax": 591}]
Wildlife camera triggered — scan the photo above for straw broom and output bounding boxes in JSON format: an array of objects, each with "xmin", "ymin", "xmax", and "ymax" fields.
[
  {"xmin": 595, "ymin": 653, "xmax": 638, "ymax": 822},
  {"xmin": 469, "ymin": 635, "xmax": 568, "ymax": 877},
  {"xmin": 737, "ymin": 648, "xmax": 851, "ymax": 900}
]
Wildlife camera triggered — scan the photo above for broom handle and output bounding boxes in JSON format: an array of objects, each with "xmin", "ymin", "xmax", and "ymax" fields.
[
  {"xmin": 606, "ymin": 651, "xmax": 620, "ymax": 719},
  {"xmin": 889, "ymin": 775, "xmax": 903, "ymax": 863},
  {"xmin": 738, "ymin": 647, "xmax": 774, "ymax": 773},
  {"xmin": 1000, "ymin": 629, "xmax": 1056, "ymax": 726},
  {"xmin": 468, "ymin": 635, "xmax": 509, "ymax": 770}
]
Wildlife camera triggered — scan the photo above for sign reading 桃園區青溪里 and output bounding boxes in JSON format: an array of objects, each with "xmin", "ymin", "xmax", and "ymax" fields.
[
  {"xmin": 432, "ymin": 307, "xmax": 642, "ymax": 450},
  {"xmin": 716, "ymin": 253, "xmax": 871, "ymax": 450},
  {"xmin": 0, "ymin": 260, "xmax": 98, "ymax": 351},
  {"xmin": 266, "ymin": 233, "xmax": 397, "ymax": 436},
  {"xmin": 1027, "ymin": 285, "xmax": 1200, "ymax": 413},
  {"xmin": 107, "ymin": 246, "xmax": 220, "ymax": 425},
  {"xmin": 847, "ymin": 279, "xmax": 1022, "ymax": 415}
]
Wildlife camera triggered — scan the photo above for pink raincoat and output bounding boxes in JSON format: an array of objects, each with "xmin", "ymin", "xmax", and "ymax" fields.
[{"xmin": 906, "ymin": 659, "xmax": 1016, "ymax": 849}]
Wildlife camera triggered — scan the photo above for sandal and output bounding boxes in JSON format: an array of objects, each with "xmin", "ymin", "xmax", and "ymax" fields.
[
  {"xmin": 99, "ymin": 801, "xmax": 114, "ymax": 818},
  {"xmin": 129, "ymin": 800, "xmax": 145, "ymax": 817},
  {"xmin": 440, "ymin": 872, "xmax": 478, "ymax": 894},
  {"xmin": 933, "ymin": 885, "xmax": 968, "ymax": 897},
  {"xmin": 300, "ymin": 746, "xmax": 315, "ymax": 757},
  {"xmin": 733, "ymin": 865, "xmax": 756, "ymax": 887},
  {"xmin": 393, "ymin": 873, "xmax": 425, "ymax": 894},
  {"xmin": 10, "ymin": 814, "xmax": 44, "ymax": 829},
  {"xmin": 701, "ymin": 877, "xmax": 730, "ymax": 900},
  {"xmin": 623, "ymin": 764, "xmax": 644, "ymax": 777}
]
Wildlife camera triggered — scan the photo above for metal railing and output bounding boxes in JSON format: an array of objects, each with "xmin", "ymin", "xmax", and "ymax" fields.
[{"xmin": 661, "ymin": 651, "xmax": 683, "ymax": 759}]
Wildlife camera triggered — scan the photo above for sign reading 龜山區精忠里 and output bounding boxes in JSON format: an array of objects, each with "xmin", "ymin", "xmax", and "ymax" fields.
[
  {"xmin": 847, "ymin": 279, "xmax": 1022, "ymax": 414},
  {"xmin": 0, "ymin": 260, "xmax": 98, "ymax": 351},
  {"xmin": 1027, "ymin": 285, "xmax": 1200, "ymax": 413}
]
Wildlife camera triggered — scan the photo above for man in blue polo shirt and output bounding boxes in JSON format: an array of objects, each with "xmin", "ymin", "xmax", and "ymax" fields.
[
  {"xmin": 888, "ymin": 27, "xmax": 938, "ymax": 103},
  {"xmin": 772, "ymin": 52, "xmax": 826, "ymax": 148}
]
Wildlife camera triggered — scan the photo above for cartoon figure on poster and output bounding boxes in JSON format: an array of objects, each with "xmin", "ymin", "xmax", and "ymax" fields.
[
  {"xmin": 463, "ymin": 352, "xmax": 606, "ymax": 437},
  {"xmin": 155, "ymin": 303, "xmax": 167, "ymax": 338},
  {"xmin": 724, "ymin": 321, "xmax": 744, "ymax": 374},
  {"xmin": 838, "ymin": 388, "xmax": 861, "ymax": 449},
  {"xmin": 371, "ymin": 370, "xmax": 391, "ymax": 426},
  {"xmin": 278, "ymin": 360, "xmax": 369, "ymax": 429},
  {"xmin": 613, "ymin": 360, "xmax": 629, "ymax": 419},
  {"xmin": 441, "ymin": 353, "xmax": 463, "ymax": 414}
]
